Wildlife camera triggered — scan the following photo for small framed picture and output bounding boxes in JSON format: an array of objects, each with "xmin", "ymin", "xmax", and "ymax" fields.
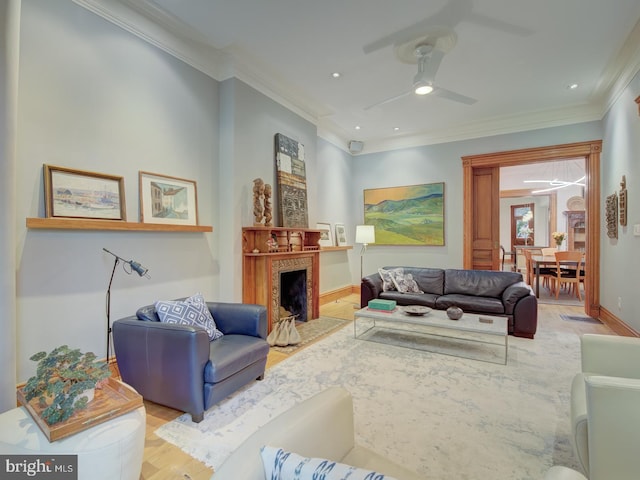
[
  {"xmin": 43, "ymin": 164, "xmax": 126, "ymax": 220},
  {"xmin": 316, "ymin": 222, "xmax": 333, "ymax": 247},
  {"xmin": 335, "ymin": 223, "xmax": 347, "ymax": 246},
  {"xmin": 139, "ymin": 171, "xmax": 199, "ymax": 225}
]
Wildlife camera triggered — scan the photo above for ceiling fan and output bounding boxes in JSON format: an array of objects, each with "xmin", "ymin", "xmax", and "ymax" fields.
[{"xmin": 365, "ymin": 38, "xmax": 477, "ymax": 111}]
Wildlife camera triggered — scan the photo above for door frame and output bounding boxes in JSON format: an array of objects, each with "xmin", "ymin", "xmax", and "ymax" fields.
[{"xmin": 462, "ymin": 140, "xmax": 601, "ymax": 319}]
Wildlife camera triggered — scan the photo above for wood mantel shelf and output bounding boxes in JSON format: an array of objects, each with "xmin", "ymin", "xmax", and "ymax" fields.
[
  {"xmin": 320, "ymin": 246, "xmax": 353, "ymax": 251},
  {"xmin": 26, "ymin": 217, "xmax": 213, "ymax": 233}
]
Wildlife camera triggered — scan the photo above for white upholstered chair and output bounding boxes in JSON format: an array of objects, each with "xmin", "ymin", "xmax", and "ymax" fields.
[
  {"xmin": 549, "ymin": 334, "xmax": 640, "ymax": 479},
  {"xmin": 545, "ymin": 374, "xmax": 640, "ymax": 480}
]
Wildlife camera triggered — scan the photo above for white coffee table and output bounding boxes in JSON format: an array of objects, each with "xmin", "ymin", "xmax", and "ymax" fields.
[{"xmin": 354, "ymin": 307, "xmax": 508, "ymax": 364}]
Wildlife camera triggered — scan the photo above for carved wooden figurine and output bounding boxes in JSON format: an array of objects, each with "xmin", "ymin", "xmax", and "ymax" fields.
[
  {"xmin": 263, "ymin": 183, "xmax": 273, "ymax": 226},
  {"xmin": 253, "ymin": 178, "xmax": 265, "ymax": 225}
]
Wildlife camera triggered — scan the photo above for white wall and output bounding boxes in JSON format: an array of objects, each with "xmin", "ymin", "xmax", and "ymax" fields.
[
  {"xmin": 15, "ymin": 0, "xmax": 219, "ymax": 380},
  {"xmin": 217, "ymin": 78, "xmax": 319, "ymax": 301},
  {"xmin": 600, "ymin": 69, "xmax": 640, "ymax": 330},
  {"xmin": 0, "ymin": 0, "xmax": 21, "ymax": 413},
  {"xmin": 316, "ymin": 138, "xmax": 355, "ymax": 293},
  {"xmin": 351, "ymin": 122, "xmax": 602, "ymax": 276}
]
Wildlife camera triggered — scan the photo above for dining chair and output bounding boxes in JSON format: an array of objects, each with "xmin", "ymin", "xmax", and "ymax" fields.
[
  {"xmin": 524, "ymin": 249, "xmax": 554, "ymax": 289},
  {"xmin": 551, "ymin": 251, "xmax": 584, "ymax": 300},
  {"xmin": 541, "ymin": 247, "xmax": 558, "ymax": 255}
]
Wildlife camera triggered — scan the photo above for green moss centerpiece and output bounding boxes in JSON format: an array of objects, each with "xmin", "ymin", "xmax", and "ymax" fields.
[{"xmin": 22, "ymin": 345, "xmax": 111, "ymax": 425}]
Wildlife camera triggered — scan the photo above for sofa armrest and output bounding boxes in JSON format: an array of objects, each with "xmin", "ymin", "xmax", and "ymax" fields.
[
  {"xmin": 361, "ymin": 274, "xmax": 383, "ymax": 307},
  {"xmin": 208, "ymin": 302, "xmax": 267, "ymax": 339},
  {"xmin": 581, "ymin": 334, "xmax": 640, "ymax": 378},
  {"xmin": 212, "ymin": 387, "xmax": 356, "ymax": 479},
  {"xmin": 113, "ymin": 317, "xmax": 210, "ymax": 414},
  {"xmin": 501, "ymin": 281, "xmax": 533, "ymax": 315}
]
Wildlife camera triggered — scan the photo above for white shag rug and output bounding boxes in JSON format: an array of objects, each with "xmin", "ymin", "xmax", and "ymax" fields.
[{"xmin": 155, "ymin": 323, "xmax": 582, "ymax": 479}]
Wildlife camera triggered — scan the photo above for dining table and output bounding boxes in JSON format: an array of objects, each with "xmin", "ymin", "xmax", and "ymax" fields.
[{"xmin": 530, "ymin": 254, "xmax": 585, "ymax": 298}]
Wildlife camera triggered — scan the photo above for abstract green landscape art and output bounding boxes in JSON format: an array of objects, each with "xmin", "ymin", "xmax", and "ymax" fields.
[{"xmin": 364, "ymin": 183, "xmax": 444, "ymax": 246}]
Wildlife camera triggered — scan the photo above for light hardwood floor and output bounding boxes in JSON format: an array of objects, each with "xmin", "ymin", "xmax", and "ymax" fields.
[{"xmin": 137, "ymin": 294, "xmax": 612, "ymax": 479}]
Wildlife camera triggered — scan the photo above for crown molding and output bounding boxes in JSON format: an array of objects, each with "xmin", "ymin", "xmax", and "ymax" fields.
[
  {"xmin": 72, "ymin": 0, "xmax": 636, "ymax": 157},
  {"xmin": 72, "ymin": 0, "xmax": 228, "ymax": 80},
  {"xmin": 598, "ymin": 18, "xmax": 640, "ymax": 115},
  {"xmin": 357, "ymin": 103, "xmax": 603, "ymax": 155}
]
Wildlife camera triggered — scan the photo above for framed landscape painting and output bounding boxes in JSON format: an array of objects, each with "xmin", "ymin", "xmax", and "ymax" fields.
[
  {"xmin": 364, "ymin": 182, "xmax": 444, "ymax": 246},
  {"xmin": 43, "ymin": 164, "xmax": 126, "ymax": 220}
]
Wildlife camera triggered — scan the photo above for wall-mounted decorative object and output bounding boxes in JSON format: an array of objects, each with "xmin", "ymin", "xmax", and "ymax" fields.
[
  {"xmin": 139, "ymin": 171, "xmax": 198, "ymax": 225},
  {"xmin": 635, "ymin": 95, "xmax": 640, "ymax": 116},
  {"xmin": 274, "ymin": 133, "xmax": 309, "ymax": 228},
  {"xmin": 335, "ymin": 223, "xmax": 347, "ymax": 246},
  {"xmin": 316, "ymin": 222, "xmax": 333, "ymax": 247},
  {"xmin": 44, "ymin": 164, "xmax": 126, "ymax": 221},
  {"xmin": 252, "ymin": 178, "xmax": 265, "ymax": 225},
  {"xmin": 605, "ymin": 192, "xmax": 618, "ymax": 239},
  {"xmin": 619, "ymin": 175, "xmax": 627, "ymax": 226},
  {"xmin": 364, "ymin": 182, "xmax": 445, "ymax": 246}
]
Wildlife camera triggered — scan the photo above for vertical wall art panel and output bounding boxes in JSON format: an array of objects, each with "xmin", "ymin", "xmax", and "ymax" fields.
[
  {"xmin": 275, "ymin": 133, "xmax": 309, "ymax": 228},
  {"xmin": 364, "ymin": 182, "xmax": 445, "ymax": 246}
]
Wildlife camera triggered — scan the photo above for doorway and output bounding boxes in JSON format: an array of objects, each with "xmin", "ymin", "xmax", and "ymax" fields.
[
  {"xmin": 462, "ymin": 140, "xmax": 601, "ymax": 319},
  {"xmin": 511, "ymin": 203, "xmax": 534, "ymax": 249}
]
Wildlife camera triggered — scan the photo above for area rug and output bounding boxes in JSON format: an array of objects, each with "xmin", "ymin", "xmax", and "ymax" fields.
[
  {"xmin": 271, "ymin": 316, "xmax": 350, "ymax": 354},
  {"xmin": 155, "ymin": 321, "xmax": 583, "ymax": 479}
]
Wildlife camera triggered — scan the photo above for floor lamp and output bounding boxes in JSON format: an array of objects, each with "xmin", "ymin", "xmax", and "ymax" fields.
[
  {"xmin": 355, "ymin": 225, "xmax": 376, "ymax": 281},
  {"xmin": 103, "ymin": 248, "xmax": 150, "ymax": 365}
]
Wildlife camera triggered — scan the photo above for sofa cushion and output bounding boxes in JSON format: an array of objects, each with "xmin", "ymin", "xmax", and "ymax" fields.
[
  {"xmin": 260, "ymin": 446, "xmax": 398, "ymax": 480},
  {"xmin": 444, "ymin": 269, "xmax": 522, "ymax": 297},
  {"xmin": 377, "ymin": 268, "xmax": 397, "ymax": 292},
  {"xmin": 155, "ymin": 293, "xmax": 223, "ymax": 341},
  {"xmin": 389, "ymin": 268, "xmax": 423, "ymax": 293},
  {"xmin": 204, "ymin": 335, "xmax": 270, "ymax": 383},
  {"xmin": 380, "ymin": 291, "xmax": 439, "ymax": 308},
  {"xmin": 435, "ymin": 294, "xmax": 505, "ymax": 315},
  {"xmin": 401, "ymin": 267, "xmax": 445, "ymax": 295}
]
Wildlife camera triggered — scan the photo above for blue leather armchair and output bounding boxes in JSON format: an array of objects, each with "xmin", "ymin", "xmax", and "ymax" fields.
[{"xmin": 113, "ymin": 301, "xmax": 269, "ymax": 422}]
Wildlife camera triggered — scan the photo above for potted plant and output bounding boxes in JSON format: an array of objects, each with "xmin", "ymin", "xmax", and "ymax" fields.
[{"xmin": 22, "ymin": 345, "xmax": 111, "ymax": 425}]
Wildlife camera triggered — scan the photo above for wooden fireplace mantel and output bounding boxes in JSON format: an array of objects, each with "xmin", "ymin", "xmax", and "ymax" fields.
[{"xmin": 242, "ymin": 227, "xmax": 321, "ymax": 332}]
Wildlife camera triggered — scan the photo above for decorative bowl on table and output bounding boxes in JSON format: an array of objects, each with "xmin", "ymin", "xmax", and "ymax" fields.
[{"xmin": 401, "ymin": 305, "xmax": 431, "ymax": 316}]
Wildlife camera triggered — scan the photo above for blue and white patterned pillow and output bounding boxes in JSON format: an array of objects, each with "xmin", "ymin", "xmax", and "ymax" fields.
[
  {"xmin": 155, "ymin": 293, "xmax": 223, "ymax": 341},
  {"xmin": 260, "ymin": 446, "xmax": 397, "ymax": 480}
]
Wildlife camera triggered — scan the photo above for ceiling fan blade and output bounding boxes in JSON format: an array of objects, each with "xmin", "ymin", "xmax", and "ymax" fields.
[
  {"xmin": 465, "ymin": 12, "xmax": 534, "ymax": 37},
  {"xmin": 432, "ymin": 86, "xmax": 477, "ymax": 105},
  {"xmin": 364, "ymin": 91, "xmax": 411, "ymax": 110}
]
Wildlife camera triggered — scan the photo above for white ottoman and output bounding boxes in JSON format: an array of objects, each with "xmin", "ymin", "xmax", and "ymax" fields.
[{"xmin": 0, "ymin": 405, "xmax": 145, "ymax": 480}]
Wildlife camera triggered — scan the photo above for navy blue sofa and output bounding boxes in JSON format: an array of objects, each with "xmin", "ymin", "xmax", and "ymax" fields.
[{"xmin": 113, "ymin": 301, "xmax": 269, "ymax": 422}]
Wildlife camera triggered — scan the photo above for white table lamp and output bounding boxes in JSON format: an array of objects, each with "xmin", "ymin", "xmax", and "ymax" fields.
[{"xmin": 355, "ymin": 225, "xmax": 375, "ymax": 280}]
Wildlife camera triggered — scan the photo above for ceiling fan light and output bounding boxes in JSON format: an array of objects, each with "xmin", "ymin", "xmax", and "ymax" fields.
[{"xmin": 414, "ymin": 81, "xmax": 433, "ymax": 95}]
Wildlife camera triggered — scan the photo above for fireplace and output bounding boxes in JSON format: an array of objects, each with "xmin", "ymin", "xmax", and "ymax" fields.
[
  {"xmin": 279, "ymin": 269, "xmax": 308, "ymax": 321},
  {"xmin": 242, "ymin": 227, "xmax": 321, "ymax": 332},
  {"xmin": 272, "ymin": 257, "xmax": 313, "ymax": 323}
]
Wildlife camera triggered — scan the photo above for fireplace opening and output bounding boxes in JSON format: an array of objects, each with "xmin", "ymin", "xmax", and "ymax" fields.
[{"xmin": 280, "ymin": 269, "xmax": 308, "ymax": 322}]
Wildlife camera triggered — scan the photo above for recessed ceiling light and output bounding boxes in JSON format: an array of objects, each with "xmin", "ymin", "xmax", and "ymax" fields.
[
  {"xmin": 567, "ymin": 83, "xmax": 579, "ymax": 90},
  {"xmin": 331, "ymin": 72, "xmax": 341, "ymax": 78},
  {"xmin": 393, "ymin": 127, "xmax": 400, "ymax": 131},
  {"xmin": 355, "ymin": 125, "xmax": 361, "ymax": 130}
]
